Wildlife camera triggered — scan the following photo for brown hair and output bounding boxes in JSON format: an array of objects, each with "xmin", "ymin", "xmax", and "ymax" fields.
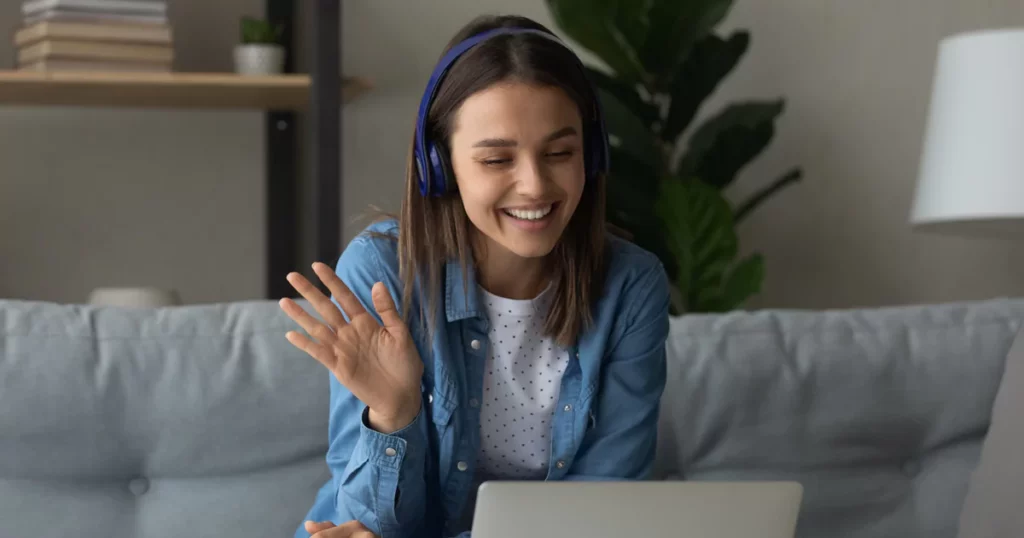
[{"xmin": 391, "ymin": 14, "xmax": 608, "ymax": 347}]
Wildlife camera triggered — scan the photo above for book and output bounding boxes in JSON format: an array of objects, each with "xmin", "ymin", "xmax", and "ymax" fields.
[
  {"xmin": 18, "ymin": 58, "xmax": 171, "ymax": 72},
  {"xmin": 14, "ymin": 21, "xmax": 172, "ymax": 47},
  {"xmin": 23, "ymin": 9, "xmax": 168, "ymax": 26},
  {"xmin": 23, "ymin": 0, "xmax": 167, "ymax": 17},
  {"xmin": 19, "ymin": 39, "xmax": 174, "ymax": 64}
]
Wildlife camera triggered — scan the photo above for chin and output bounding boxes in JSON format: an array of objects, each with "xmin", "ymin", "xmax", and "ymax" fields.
[{"xmin": 500, "ymin": 237, "xmax": 560, "ymax": 259}]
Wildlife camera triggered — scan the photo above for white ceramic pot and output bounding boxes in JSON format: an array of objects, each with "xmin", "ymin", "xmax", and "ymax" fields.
[
  {"xmin": 233, "ymin": 44, "xmax": 285, "ymax": 75},
  {"xmin": 88, "ymin": 287, "xmax": 182, "ymax": 308}
]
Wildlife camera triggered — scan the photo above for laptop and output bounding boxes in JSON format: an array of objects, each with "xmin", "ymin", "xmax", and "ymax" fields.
[{"xmin": 471, "ymin": 480, "xmax": 803, "ymax": 538}]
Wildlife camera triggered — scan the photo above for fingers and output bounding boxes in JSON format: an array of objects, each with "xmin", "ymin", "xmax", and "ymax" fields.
[
  {"xmin": 287, "ymin": 270, "xmax": 350, "ymax": 331},
  {"xmin": 279, "ymin": 296, "xmax": 337, "ymax": 348},
  {"xmin": 308, "ymin": 519, "xmax": 377, "ymax": 538},
  {"xmin": 305, "ymin": 520, "xmax": 335, "ymax": 534},
  {"xmin": 371, "ymin": 281, "xmax": 403, "ymax": 330},
  {"xmin": 312, "ymin": 262, "xmax": 368, "ymax": 321},
  {"xmin": 284, "ymin": 329, "xmax": 337, "ymax": 371}
]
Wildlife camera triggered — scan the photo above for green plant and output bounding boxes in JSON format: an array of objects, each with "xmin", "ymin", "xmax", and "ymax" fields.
[
  {"xmin": 545, "ymin": 0, "xmax": 803, "ymax": 314},
  {"xmin": 240, "ymin": 16, "xmax": 284, "ymax": 45}
]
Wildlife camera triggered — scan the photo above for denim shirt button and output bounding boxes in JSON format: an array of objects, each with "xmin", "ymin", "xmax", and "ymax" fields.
[
  {"xmin": 470, "ymin": 339, "xmax": 482, "ymax": 351},
  {"xmin": 457, "ymin": 461, "xmax": 469, "ymax": 472},
  {"xmin": 563, "ymin": 404, "xmax": 572, "ymax": 412},
  {"xmin": 556, "ymin": 461, "xmax": 566, "ymax": 469}
]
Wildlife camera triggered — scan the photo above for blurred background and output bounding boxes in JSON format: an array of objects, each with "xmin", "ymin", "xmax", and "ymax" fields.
[{"xmin": 3, "ymin": 0, "xmax": 1024, "ymax": 310}]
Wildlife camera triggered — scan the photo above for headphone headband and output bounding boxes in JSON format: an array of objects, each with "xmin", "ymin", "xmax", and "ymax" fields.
[{"xmin": 414, "ymin": 27, "xmax": 609, "ymax": 197}]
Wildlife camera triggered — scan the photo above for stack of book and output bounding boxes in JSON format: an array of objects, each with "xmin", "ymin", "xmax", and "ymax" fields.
[{"xmin": 13, "ymin": 0, "xmax": 174, "ymax": 73}]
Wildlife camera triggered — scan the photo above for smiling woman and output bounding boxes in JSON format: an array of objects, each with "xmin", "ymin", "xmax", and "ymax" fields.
[{"xmin": 279, "ymin": 13, "xmax": 671, "ymax": 538}]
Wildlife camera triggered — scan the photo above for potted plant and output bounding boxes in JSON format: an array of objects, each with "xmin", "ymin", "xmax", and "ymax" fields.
[
  {"xmin": 234, "ymin": 16, "xmax": 285, "ymax": 75},
  {"xmin": 544, "ymin": 0, "xmax": 804, "ymax": 314}
]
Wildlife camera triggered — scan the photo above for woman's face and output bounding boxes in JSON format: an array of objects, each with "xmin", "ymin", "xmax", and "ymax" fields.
[{"xmin": 448, "ymin": 82, "xmax": 586, "ymax": 261}]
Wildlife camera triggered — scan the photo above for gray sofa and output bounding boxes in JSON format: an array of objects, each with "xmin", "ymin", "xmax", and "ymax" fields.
[{"xmin": 1, "ymin": 296, "xmax": 1020, "ymax": 538}]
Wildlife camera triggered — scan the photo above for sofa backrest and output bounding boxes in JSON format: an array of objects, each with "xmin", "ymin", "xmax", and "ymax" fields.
[
  {"xmin": 3, "ymin": 297, "xmax": 1022, "ymax": 538},
  {"xmin": 654, "ymin": 298, "xmax": 1024, "ymax": 538},
  {"xmin": 0, "ymin": 299, "xmax": 331, "ymax": 538}
]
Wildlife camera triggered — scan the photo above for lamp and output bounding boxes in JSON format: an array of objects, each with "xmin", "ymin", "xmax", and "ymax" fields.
[{"xmin": 911, "ymin": 28, "xmax": 1024, "ymax": 237}]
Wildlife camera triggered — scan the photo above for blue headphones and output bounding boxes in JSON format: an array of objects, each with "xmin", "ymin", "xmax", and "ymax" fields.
[{"xmin": 413, "ymin": 27, "xmax": 610, "ymax": 197}]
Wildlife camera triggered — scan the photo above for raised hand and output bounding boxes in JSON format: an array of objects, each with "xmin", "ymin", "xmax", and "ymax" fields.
[{"xmin": 280, "ymin": 262, "xmax": 424, "ymax": 433}]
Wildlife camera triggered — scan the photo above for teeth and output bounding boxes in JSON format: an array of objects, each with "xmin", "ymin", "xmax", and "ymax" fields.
[{"xmin": 504, "ymin": 205, "xmax": 553, "ymax": 220}]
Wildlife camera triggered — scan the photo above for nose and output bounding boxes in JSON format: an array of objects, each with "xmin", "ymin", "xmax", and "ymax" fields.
[{"xmin": 515, "ymin": 156, "xmax": 549, "ymax": 197}]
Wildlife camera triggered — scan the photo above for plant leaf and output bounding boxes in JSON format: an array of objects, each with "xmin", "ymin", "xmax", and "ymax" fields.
[
  {"xmin": 640, "ymin": 0, "xmax": 735, "ymax": 90},
  {"xmin": 685, "ymin": 180, "xmax": 735, "ymax": 308},
  {"xmin": 714, "ymin": 253, "xmax": 764, "ymax": 311},
  {"xmin": 734, "ymin": 168, "xmax": 803, "ymax": 223},
  {"xmin": 596, "ymin": 87, "xmax": 667, "ymax": 174},
  {"xmin": 655, "ymin": 180, "xmax": 696, "ymax": 307},
  {"xmin": 676, "ymin": 100, "xmax": 784, "ymax": 189},
  {"xmin": 661, "ymin": 31, "xmax": 749, "ymax": 143},
  {"xmin": 545, "ymin": 0, "xmax": 649, "ymax": 82},
  {"xmin": 610, "ymin": 0, "xmax": 653, "ymax": 56},
  {"xmin": 585, "ymin": 66, "xmax": 659, "ymax": 128},
  {"xmin": 656, "ymin": 178, "xmax": 760, "ymax": 313}
]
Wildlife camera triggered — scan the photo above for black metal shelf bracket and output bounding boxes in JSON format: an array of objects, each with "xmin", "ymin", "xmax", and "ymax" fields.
[
  {"xmin": 265, "ymin": 0, "xmax": 298, "ymax": 299},
  {"xmin": 265, "ymin": 0, "xmax": 342, "ymax": 299}
]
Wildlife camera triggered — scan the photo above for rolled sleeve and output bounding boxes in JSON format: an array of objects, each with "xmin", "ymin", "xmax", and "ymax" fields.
[
  {"xmin": 352, "ymin": 406, "xmax": 426, "ymax": 471},
  {"xmin": 335, "ymin": 402, "xmax": 430, "ymax": 538}
]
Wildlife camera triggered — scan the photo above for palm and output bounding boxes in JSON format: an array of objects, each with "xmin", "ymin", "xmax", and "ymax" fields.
[
  {"xmin": 331, "ymin": 310, "xmax": 421, "ymax": 409},
  {"xmin": 280, "ymin": 263, "xmax": 424, "ymax": 423}
]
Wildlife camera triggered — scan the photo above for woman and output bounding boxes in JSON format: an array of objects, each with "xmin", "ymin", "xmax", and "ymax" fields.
[{"xmin": 280, "ymin": 14, "xmax": 671, "ymax": 538}]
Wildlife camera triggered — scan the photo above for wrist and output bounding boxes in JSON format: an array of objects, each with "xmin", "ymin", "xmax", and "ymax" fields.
[{"xmin": 367, "ymin": 398, "xmax": 422, "ymax": 434}]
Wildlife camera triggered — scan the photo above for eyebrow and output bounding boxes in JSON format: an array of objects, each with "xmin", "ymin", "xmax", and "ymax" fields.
[{"xmin": 472, "ymin": 126, "xmax": 578, "ymax": 148}]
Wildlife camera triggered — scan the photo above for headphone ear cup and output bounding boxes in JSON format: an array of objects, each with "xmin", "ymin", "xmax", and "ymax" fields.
[{"xmin": 429, "ymin": 143, "xmax": 457, "ymax": 195}]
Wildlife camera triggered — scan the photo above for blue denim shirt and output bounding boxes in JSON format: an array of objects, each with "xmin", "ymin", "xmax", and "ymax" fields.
[{"xmin": 296, "ymin": 219, "xmax": 670, "ymax": 538}]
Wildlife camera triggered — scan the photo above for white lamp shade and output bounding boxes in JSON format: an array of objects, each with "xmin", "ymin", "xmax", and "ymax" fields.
[{"xmin": 911, "ymin": 29, "xmax": 1024, "ymax": 237}]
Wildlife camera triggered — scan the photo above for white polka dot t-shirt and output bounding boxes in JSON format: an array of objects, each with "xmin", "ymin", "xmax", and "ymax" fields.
[{"xmin": 476, "ymin": 285, "xmax": 570, "ymax": 480}]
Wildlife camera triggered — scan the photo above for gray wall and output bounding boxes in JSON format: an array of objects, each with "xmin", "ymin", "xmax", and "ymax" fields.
[
  {"xmin": 4, "ymin": 0, "xmax": 1024, "ymax": 309},
  {"xmin": 0, "ymin": 0, "xmax": 264, "ymax": 304}
]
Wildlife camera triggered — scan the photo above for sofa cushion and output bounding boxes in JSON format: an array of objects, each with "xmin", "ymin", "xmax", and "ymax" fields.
[
  {"xmin": 956, "ymin": 327, "xmax": 1024, "ymax": 537},
  {"xmin": 654, "ymin": 298, "xmax": 1024, "ymax": 538},
  {"xmin": 0, "ymin": 299, "xmax": 331, "ymax": 538}
]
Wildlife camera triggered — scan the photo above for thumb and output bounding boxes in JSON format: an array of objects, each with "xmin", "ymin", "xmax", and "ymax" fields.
[
  {"xmin": 305, "ymin": 520, "xmax": 336, "ymax": 534},
  {"xmin": 371, "ymin": 281, "xmax": 403, "ymax": 329}
]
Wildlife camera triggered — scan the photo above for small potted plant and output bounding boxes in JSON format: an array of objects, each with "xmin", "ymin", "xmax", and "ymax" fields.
[{"xmin": 234, "ymin": 16, "xmax": 285, "ymax": 75}]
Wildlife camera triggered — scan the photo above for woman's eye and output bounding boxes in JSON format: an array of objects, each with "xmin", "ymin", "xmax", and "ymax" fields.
[
  {"xmin": 482, "ymin": 158, "xmax": 511, "ymax": 166},
  {"xmin": 546, "ymin": 150, "xmax": 574, "ymax": 159}
]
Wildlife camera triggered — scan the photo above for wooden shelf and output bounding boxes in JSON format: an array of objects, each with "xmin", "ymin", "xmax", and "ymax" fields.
[{"xmin": 0, "ymin": 71, "xmax": 372, "ymax": 109}]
